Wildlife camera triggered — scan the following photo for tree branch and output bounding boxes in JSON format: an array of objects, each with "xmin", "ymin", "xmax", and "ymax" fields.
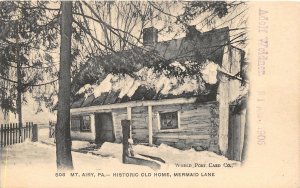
[{"xmin": 0, "ymin": 74, "xmax": 58, "ymax": 87}]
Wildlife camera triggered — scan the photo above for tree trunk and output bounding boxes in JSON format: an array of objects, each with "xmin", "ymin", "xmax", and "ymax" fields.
[
  {"xmin": 56, "ymin": 1, "xmax": 73, "ymax": 170},
  {"xmin": 16, "ymin": 22, "xmax": 22, "ymax": 128},
  {"xmin": 16, "ymin": 55, "xmax": 22, "ymax": 129}
]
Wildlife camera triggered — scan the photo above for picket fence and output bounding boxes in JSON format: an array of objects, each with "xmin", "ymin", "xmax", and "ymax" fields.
[{"xmin": 0, "ymin": 122, "xmax": 38, "ymax": 147}]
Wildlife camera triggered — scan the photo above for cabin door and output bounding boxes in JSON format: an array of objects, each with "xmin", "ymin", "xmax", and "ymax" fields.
[{"xmin": 95, "ymin": 113, "xmax": 115, "ymax": 144}]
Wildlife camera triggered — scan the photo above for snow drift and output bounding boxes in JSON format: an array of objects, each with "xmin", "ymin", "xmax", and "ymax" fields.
[{"xmin": 92, "ymin": 142, "xmax": 239, "ymax": 166}]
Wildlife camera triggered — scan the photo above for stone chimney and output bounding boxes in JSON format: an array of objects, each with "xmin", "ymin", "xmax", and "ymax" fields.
[
  {"xmin": 186, "ymin": 25, "xmax": 201, "ymax": 39},
  {"xmin": 143, "ymin": 27, "xmax": 158, "ymax": 46}
]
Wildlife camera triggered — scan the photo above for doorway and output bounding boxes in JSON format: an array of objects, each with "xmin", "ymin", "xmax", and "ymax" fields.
[{"xmin": 95, "ymin": 113, "xmax": 115, "ymax": 144}]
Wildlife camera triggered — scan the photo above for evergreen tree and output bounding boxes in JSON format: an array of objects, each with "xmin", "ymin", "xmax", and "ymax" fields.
[{"xmin": 0, "ymin": 1, "xmax": 59, "ymax": 125}]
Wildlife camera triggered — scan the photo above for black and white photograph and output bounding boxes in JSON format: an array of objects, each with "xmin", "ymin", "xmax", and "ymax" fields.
[{"xmin": 0, "ymin": 1, "xmax": 299, "ymax": 188}]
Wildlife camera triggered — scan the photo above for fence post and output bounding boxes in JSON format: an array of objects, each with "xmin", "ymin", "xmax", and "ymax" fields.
[
  {"xmin": 22, "ymin": 123, "xmax": 25, "ymax": 142},
  {"xmin": 6, "ymin": 124, "xmax": 8, "ymax": 146},
  {"xmin": 0, "ymin": 124, "xmax": 3, "ymax": 147},
  {"xmin": 16, "ymin": 123, "xmax": 19, "ymax": 143},
  {"xmin": 13, "ymin": 124, "xmax": 15, "ymax": 145},
  {"xmin": 25, "ymin": 123, "xmax": 28, "ymax": 140},
  {"xmin": 13, "ymin": 124, "xmax": 15, "ymax": 144},
  {"xmin": 11, "ymin": 123, "xmax": 14, "ymax": 145},
  {"xmin": 121, "ymin": 120, "xmax": 130, "ymax": 163},
  {"xmin": 31, "ymin": 124, "xmax": 38, "ymax": 142},
  {"xmin": 9, "ymin": 123, "xmax": 12, "ymax": 145},
  {"xmin": 18, "ymin": 123, "xmax": 21, "ymax": 143},
  {"xmin": 20, "ymin": 123, "xmax": 23, "ymax": 143},
  {"xmin": 4, "ymin": 124, "xmax": 7, "ymax": 146},
  {"xmin": 29, "ymin": 122, "xmax": 32, "ymax": 138},
  {"xmin": 6, "ymin": 124, "xmax": 8, "ymax": 145}
]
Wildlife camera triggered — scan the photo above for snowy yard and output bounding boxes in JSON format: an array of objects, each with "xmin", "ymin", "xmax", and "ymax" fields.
[
  {"xmin": 0, "ymin": 138, "xmax": 239, "ymax": 171},
  {"xmin": 94, "ymin": 142, "xmax": 239, "ymax": 166},
  {"xmin": 36, "ymin": 127, "xmax": 239, "ymax": 168},
  {"xmin": 1, "ymin": 127, "xmax": 239, "ymax": 170},
  {"xmin": 0, "ymin": 131, "xmax": 240, "ymax": 188}
]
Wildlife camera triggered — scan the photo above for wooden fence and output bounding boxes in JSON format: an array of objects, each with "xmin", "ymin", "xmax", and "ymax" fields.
[{"xmin": 0, "ymin": 122, "xmax": 38, "ymax": 147}]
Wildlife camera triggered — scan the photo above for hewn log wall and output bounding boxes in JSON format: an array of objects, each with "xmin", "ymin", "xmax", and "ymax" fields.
[
  {"xmin": 128, "ymin": 102, "xmax": 219, "ymax": 152},
  {"xmin": 131, "ymin": 106, "xmax": 149, "ymax": 143},
  {"xmin": 70, "ymin": 101, "xmax": 220, "ymax": 153}
]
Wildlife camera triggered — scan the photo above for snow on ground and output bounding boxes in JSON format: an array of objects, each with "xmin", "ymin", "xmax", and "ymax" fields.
[
  {"xmin": 72, "ymin": 141, "xmax": 96, "ymax": 150},
  {"xmin": 38, "ymin": 128, "xmax": 95, "ymax": 151},
  {"xmin": 38, "ymin": 126, "xmax": 50, "ymax": 140},
  {"xmin": 0, "ymin": 141, "xmax": 56, "ymax": 168},
  {"xmin": 0, "ymin": 140, "xmax": 241, "ymax": 188},
  {"xmin": 36, "ymin": 127, "xmax": 239, "ymax": 168},
  {"xmin": 0, "ymin": 141, "xmax": 152, "ymax": 188},
  {"xmin": 0, "ymin": 141, "xmax": 150, "ymax": 173},
  {"xmin": 135, "ymin": 144, "xmax": 234, "ymax": 164},
  {"xmin": 0, "ymin": 140, "xmax": 239, "ymax": 171},
  {"xmin": 93, "ymin": 142, "xmax": 239, "ymax": 167},
  {"xmin": 1, "ymin": 126, "xmax": 241, "ymax": 188}
]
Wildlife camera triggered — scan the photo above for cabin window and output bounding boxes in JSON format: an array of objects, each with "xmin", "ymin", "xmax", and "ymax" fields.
[
  {"xmin": 81, "ymin": 115, "xmax": 91, "ymax": 132},
  {"xmin": 71, "ymin": 116, "xmax": 81, "ymax": 131},
  {"xmin": 160, "ymin": 112, "xmax": 178, "ymax": 130},
  {"xmin": 71, "ymin": 115, "xmax": 91, "ymax": 132}
]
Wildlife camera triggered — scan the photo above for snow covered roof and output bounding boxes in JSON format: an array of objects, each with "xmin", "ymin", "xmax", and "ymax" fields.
[
  {"xmin": 69, "ymin": 27, "xmax": 231, "ymax": 108},
  {"xmin": 72, "ymin": 27, "xmax": 230, "ymax": 94},
  {"xmin": 71, "ymin": 61, "xmax": 220, "ymax": 108}
]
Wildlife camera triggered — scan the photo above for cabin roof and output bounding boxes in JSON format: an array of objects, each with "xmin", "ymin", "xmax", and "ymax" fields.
[
  {"xmin": 70, "ymin": 68, "xmax": 219, "ymax": 109},
  {"xmin": 71, "ymin": 85, "xmax": 218, "ymax": 109},
  {"xmin": 72, "ymin": 27, "xmax": 230, "ymax": 92},
  {"xmin": 64, "ymin": 27, "xmax": 232, "ymax": 110}
]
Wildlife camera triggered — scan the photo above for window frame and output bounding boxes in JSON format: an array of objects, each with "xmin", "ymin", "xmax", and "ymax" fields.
[
  {"xmin": 80, "ymin": 115, "xmax": 91, "ymax": 132},
  {"xmin": 71, "ymin": 115, "xmax": 92, "ymax": 133},
  {"xmin": 71, "ymin": 116, "xmax": 81, "ymax": 132},
  {"xmin": 158, "ymin": 111, "xmax": 180, "ymax": 131}
]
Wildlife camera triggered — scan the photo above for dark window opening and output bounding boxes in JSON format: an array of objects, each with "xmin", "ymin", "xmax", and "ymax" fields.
[
  {"xmin": 160, "ymin": 112, "xmax": 178, "ymax": 130},
  {"xmin": 71, "ymin": 115, "xmax": 91, "ymax": 132},
  {"xmin": 81, "ymin": 115, "xmax": 91, "ymax": 132}
]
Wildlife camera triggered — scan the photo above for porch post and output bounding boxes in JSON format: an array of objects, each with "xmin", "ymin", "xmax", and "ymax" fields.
[
  {"xmin": 148, "ymin": 105, "xmax": 153, "ymax": 146},
  {"xmin": 121, "ymin": 120, "xmax": 130, "ymax": 163},
  {"xmin": 127, "ymin": 107, "xmax": 132, "ymax": 138},
  {"xmin": 90, "ymin": 114, "xmax": 96, "ymax": 141}
]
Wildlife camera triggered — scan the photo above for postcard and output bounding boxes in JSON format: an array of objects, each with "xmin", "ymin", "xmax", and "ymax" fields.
[{"xmin": 0, "ymin": 1, "xmax": 299, "ymax": 188}]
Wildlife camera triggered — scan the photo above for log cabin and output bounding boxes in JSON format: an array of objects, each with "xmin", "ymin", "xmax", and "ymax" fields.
[{"xmin": 67, "ymin": 26, "xmax": 246, "ymax": 158}]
